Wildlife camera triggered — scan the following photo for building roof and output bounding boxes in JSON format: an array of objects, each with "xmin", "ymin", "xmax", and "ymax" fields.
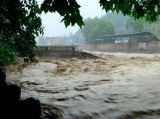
[{"xmin": 97, "ymin": 32, "xmax": 159, "ymax": 42}]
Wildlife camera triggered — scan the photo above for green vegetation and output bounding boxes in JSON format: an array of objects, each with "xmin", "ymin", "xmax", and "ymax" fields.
[
  {"xmin": 76, "ymin": 13, "xmax": 160, "ymax": 43},
  {"xmin": 1, "ymin": 0, "xmax": 160, "ymax": 64},
  {"xmin": 99, "ymin": 0, "xmax": 160, "ymax": 22},
  {"xmin": 125, "ymin": 17, "xmax": 160, "ymax": 38},
  {"xmin": 0, "ymin": 44, "xmax": 16, "ymax": 65},
  {"xmin": 126, "ymin": 18, "xmax": 146, "ymax": 32},
  {"xmin": 81, "ymin": 17, "xmax": 115, "ymax": 43},
  {"xmin": 0, "ymin": 0, "xmax": 43, "ymax": 64},
  {"xmin": 102, "ymin": 12, "xmax": 128, "ymax": 34}
]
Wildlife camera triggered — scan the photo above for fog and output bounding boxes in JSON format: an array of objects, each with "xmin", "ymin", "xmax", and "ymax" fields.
[{"xmin": 38, "ymin": 0, "xmax": 106, "ymax": 37}]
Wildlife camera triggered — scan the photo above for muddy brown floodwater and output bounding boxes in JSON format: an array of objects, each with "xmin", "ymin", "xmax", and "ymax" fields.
[{"xmin": 7, "ymin": 52, "xmax": 160, "ymax": 119}]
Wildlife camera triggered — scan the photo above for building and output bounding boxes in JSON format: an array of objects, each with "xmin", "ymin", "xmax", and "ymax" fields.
[{"xmin": 78, "ymin": 32, "xmax": 160, "ymax": 53}]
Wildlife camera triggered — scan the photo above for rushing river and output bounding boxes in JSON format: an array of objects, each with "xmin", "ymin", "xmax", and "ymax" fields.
[{"xmin": 7, "ymin": 53, "xmax": 160, "ymax": 119}]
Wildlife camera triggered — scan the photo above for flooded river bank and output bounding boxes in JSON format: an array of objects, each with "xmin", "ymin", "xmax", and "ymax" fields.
[{"xmin": 7, "ymin": 52, "xmax": 160, "ymax": 119}]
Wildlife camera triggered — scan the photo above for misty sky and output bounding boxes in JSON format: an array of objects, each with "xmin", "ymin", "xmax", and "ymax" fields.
[{"xmin": 38, "ymin": 0, "xmax": 106, "ymax": 37}]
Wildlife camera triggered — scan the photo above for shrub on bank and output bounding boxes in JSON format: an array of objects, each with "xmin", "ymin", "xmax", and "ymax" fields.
[{"xmin": 0, "ymin": 43, "xmax": 16, "ymax": 65}]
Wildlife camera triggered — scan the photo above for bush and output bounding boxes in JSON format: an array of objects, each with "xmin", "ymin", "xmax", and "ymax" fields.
[{"xmin": 0, "ymin": 43, "xmax": 16, "ymax": 65}]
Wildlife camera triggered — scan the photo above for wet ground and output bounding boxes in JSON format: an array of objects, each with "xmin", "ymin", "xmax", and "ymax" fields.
[{"xmin": 7, "ymin": 52, "xmax": 160, "ymax": 119}]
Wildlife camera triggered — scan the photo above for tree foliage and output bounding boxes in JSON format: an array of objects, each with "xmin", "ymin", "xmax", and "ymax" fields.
[
  {"xmin": 1, "ymin": 0, "xmax": 160, "ymax": 64},
  {"xmin": 41, "ymin": 0, "xmax": 84, "ymax": 27},
  {"xmin": 0, "ymin": 43, "xmax": 16, "ymax": 65},
  {"xmin": 126, "ymin": 17, "xmax": 160, "ymax": 38},
  {"xmin": 99, "ymin": 0, "xmax": 160, "ymax": 22},
  {"xmin": 0, "ymin": 0, "xmax": 43, "ymax": 64},
  {"xmin": 126, "ymin": 18, "xmax": 147, "ymax": 32},
  {"xmin": 41, "ymin": 0, "xmax": 160, "ymax": 27},
  {"xmin": 81, "ymin": 17, "xmax": 115, "ymax": 43}
]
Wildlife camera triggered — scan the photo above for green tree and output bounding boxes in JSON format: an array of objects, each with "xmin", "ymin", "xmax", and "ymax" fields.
[
  {"xmin": 0, "ymin": 0, "xmax": 43, "ymax": 64},
  {"xmin": 102, "ymin": 12, "xmax": 129, "ymax": 34},
  {"xmin": 1, "ymin": 0, "xmax": 160, "ymax": 64},
  {"xmin": 143, "ymin": 17, "xmax": 160, "ymax": 39},
  {"xmin": 0, "ymin": 43, "xmax": 16, "ymax": 65},
  {"xmin": 125, "ymin": 18, "xmax": 147, "ymax": 32},
  {"xmin": 99, "ymin": 0, "xmax": 160, "ymax": 22},
  {"xmin": 81, "ymin": 17, "xmax": 115, "ymax": 43},
  {"xmin": 41, "ymin": 0, "xmax": 160, "ymax": 26},
  {"xmin": 125, "ymin": 17, "xmax": 160, "ymax": 39}
]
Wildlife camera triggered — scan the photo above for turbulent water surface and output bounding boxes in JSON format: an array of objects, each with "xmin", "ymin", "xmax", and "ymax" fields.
[{"xmin": 7, "ymin": 52, "xmax": 160, "ymax": 119}]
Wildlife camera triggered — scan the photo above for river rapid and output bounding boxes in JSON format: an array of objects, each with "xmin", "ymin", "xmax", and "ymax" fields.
[{"xmin": 7, "ymin": 52, "xmax": 160, "ymax": 119}]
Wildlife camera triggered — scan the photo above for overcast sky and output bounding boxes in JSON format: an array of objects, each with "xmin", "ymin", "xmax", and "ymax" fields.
[{"xmin": 38, "ymin": 0, "xmax": 106, "ymax": 37}]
